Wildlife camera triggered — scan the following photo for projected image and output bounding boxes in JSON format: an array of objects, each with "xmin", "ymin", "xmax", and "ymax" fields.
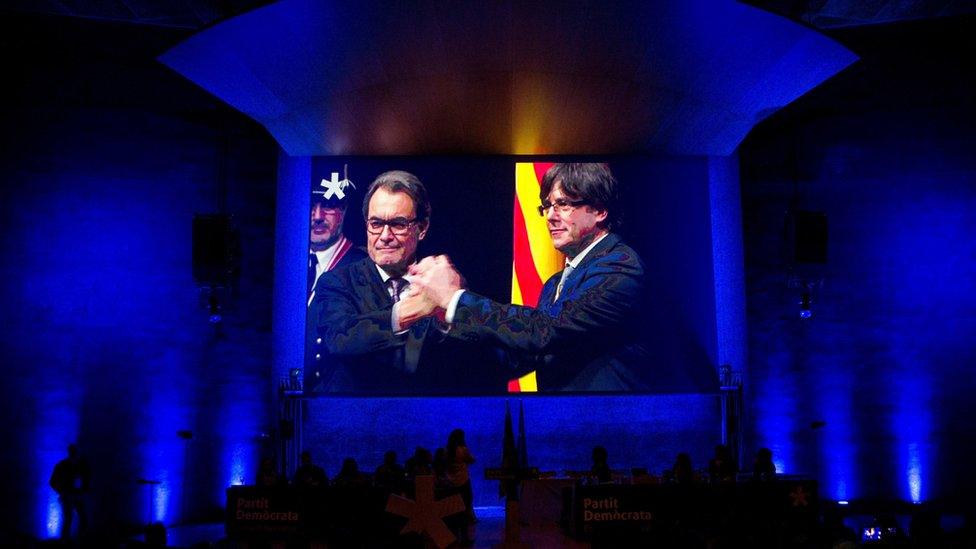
[{"xmin": 304, "ymin": 158, "xmax": 719, "ymax": 395}]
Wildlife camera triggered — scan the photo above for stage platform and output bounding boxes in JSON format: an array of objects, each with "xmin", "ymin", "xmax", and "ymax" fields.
[{"xmin": 295, "ymin": 393, "xmax": 725, "ymax": 509}]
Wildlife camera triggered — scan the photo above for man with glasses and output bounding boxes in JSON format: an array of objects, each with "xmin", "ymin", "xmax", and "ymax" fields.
[
  {"xmin": 307, "ymin": 170, "xmax": 366, "ymax": 304},
  {"xmin": 405, "ymin": 163, "xmax": 649, "ymax": 392},
  {"xmin": 309, "ymin": 170, "xmax": 459, "ymax": 393}
]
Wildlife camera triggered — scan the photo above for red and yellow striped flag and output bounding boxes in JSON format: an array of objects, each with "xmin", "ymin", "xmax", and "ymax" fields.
[{"xmin": 508, "ymin": 162, "xmax": 564, "ymax": 392}]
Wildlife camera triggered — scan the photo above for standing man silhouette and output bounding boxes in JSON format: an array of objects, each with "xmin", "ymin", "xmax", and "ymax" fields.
[{"xmin": 49, "ymin": 443, "xmax": 90, "ymax": 540}]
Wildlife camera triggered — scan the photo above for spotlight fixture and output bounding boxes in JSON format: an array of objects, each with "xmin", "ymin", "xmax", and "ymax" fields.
[
  {"xmin": 799, "ymin": 291, "xmax": 812, "ymax": 319},
  {"xmin": 207, "ymin": 290, "xmax": 222, "ymax": 324},
  {"xmin": 788, "ymin": 276, "xmax": 822, "ymax": 320}
]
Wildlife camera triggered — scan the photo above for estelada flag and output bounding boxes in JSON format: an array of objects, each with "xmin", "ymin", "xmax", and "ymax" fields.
[
  {"xmin": 508, "ymin": 162, "xmax": 564, "ymax": 392},
  {"xmin": 499, "ymin": 401, "xmax": 518, "ymax": 499}
]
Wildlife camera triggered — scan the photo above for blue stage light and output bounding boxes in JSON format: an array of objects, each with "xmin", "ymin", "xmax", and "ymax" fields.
[{"xmin": 45, "ymin": 494, "xmax": 61, "ymax": 538}]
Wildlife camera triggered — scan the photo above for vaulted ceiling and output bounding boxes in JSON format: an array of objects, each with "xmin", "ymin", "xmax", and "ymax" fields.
[
  {"xmin": 157, "ymin": 0, "xmax": 860, "ymax": 156},
  {"xmin": 12, "ymin": 1, "xmax": 969, "ymax": 156}
]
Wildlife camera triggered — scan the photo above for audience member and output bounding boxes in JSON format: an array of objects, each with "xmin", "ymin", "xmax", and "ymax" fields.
[
  {"xmin": 872, "ymin": 512, "xmax": 907, "ymax": 543},
  {"xmin": 293, "ymin": 450, "xmax": 329, "ymax": 487},
  {"xmin": 708, "ymin": 444, "xmax": 738, "ymax": 483},
  {"xmin": 590, "ymin": 446, "xmax": 612, "ymax": 483},
  {"xmin": 433, "ymin": 447, "xmax": 450, "ymax": 488},
  {"xmin": 446, "ymin": 429, "xmax": 477, "ymax": 521},
  {"xmin": 752, "ymin": 447, "xmax": 776, "ymax": 481},
  {"xmin": 334, "ymin": 457, "xmax": 368, "ymax": 487},
  {"xmin": 374, "ymin": 450, "xmax": 405, "ymax": 493},
  {"xmin": 672, "ymin": 452, "xmax": 694, "ymax": 485},
  {"xmin": 256, "ymin": 456, "xmax": 286, "ymax": 487},
  {"xmin": 405, "ymin": 446, "xmax": 433, "ymax": 479}
]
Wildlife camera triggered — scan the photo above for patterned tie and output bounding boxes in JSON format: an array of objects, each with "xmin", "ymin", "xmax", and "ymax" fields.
[
  {"xmin": 307, "ymin": 253, "xmax": 319, "ymax": 295},
  {"xmin": 554, "ymin": 264, "xmax": 574, "ymax": 302},
  {"xmin": 389, "ymin": 277, "xmax": 404, "ymax": 303},
  {"xmin": 389, "ymin": 277, "xmax": 407, "ymax": 371}
]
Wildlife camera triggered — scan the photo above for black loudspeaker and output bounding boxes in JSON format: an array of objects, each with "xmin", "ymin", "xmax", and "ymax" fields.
[
  {"xmin": 787, "ymin": 210, "xmax": 828, "ymax": 264},
  {"xmin": 192, "ymin": 214, "xmax": 237, "ymax": 285}
]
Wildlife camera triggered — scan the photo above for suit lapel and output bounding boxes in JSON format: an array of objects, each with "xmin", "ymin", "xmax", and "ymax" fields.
[
  {"xmin": 353, "ymin": 259, "xmax": 392, "ymax": 311},
  {"xmin": 358, "ymin": 259, "xmax": 430, "ymax": 372},
  {"xmin": 538, "ymin": 276, "xmax": 560, "ymax": 313},
  {"xmin": 552, "ymin": 233, "xmax": 619, "ymax": 304}
]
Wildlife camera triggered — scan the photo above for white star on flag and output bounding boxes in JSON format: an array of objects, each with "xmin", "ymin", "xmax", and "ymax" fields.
[{"xmin": 385, "ymin": 475, "xmax": 465, "ymax": 549}]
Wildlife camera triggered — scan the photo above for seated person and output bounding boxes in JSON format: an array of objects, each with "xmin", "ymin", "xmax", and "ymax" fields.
[
  {"xmin": 590, "ymin": 446, "xmax": 612, "ymax": 483},
  {"xmin": 293, "ymin": 450, "xmax": 329, "ymax": 487}
]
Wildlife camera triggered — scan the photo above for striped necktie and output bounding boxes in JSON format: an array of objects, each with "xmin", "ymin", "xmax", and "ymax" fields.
[
  {"xmin": 389, "ymin": 277, "xmax": 405, "ymax": 303},
  {"xmin": 554, "ymin": 264, "xmax": 574, "ymax": 302},
  {"xmin": 388, "ymin": 277, "xmax": 408, "ymax": 371}
]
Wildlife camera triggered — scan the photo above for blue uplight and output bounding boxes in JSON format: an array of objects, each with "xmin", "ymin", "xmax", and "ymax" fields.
[
  {"xmin": 229, "ymin": 444, "xmax": 248, "ymax": 486},
  {"xmin": 216, "ymin": 382, "xmax": 264, "ymax": 501},
  {"xmin": 755, "ymin": 369, "xmax": 796, "ymax": 475},
  {"xmin": 142, "ymin": 372, "xmax": 191, "ymax": 525},
  {"xmin": 907, "ymin": 443, "xmax": 923, "ymax": 504},
  {"xmin": 892, "ymin": 370, "xmax": 931, "ymax": 504},
  {"xmin": 45, "ymin": 494, "xmax": 61, "ymax": 538},
  {"xmin": 815, "ymin": 360, "xmax": 857, "ymax": 503},
  {"xmin": 34, "ymin": 392, "xmax": 80, "ymax": 539}
]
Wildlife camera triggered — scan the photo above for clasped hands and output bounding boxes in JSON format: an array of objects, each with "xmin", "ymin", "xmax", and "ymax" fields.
[{"xmin": 396, "ymin": 255, "xmax": 464, "ymax": 328}]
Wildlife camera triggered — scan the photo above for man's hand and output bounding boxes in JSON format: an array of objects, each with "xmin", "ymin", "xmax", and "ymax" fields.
[
  {"xmin": 396, "ymin": 285, "xmax": 440, "ymax": 330},
  {"xmin": 409, "ymin": 255, "xmax": 463, "ymax": 309}
]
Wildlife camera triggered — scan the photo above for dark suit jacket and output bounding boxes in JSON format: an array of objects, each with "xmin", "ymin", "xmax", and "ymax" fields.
[
  {"xmin": 308, "ymin": 256, "xmax": 456, "ymax": 394},
  {"xmin": 449, "ymin": 233, "xmax": 650, "ymax": 392},
  {"xmin": 303, "ymin": 246, "xmax": 366, "ymax": 390}
]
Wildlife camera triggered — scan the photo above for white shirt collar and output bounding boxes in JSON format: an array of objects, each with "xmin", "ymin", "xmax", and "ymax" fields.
[
  {"xmin": 566, "ymin": 231, "xmax": 609, "ymax": 269},
  {"xmin": 375, "ymin": 264, "xmax": 394, "ymax": 283},
  {"xmin": 311, "ymin": 235, "xmax": 347, "ymax": 274},
  {"xmin": 375, "ymin": 262, "xmax": 416, "ymax": 283}
]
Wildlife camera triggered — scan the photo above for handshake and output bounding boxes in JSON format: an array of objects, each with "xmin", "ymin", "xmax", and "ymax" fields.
[{"xmin": 398, "ymin": 255, "xmax": 465, "ymax": 328}]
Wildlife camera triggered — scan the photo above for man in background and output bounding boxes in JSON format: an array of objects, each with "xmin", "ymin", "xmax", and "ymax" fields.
[
  {"xmin": 307, "ymin": 169, "xmax": 366, "ymax": 303},
  {"xmin": 305, "ymin": 168, "xmax": 367, "ymax": 391}
]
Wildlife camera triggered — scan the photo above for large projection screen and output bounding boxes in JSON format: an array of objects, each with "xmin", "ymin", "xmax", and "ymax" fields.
[{"xmin": 303, "ymin": 157, "xmax": 719, "ymax": 395}]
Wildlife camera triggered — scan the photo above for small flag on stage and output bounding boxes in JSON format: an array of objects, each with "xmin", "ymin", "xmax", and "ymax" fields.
[
  {"xmin": 517, "ymin": 401, "xmax": 528, "ymax": 470},
  {"xmin": 500, "ymin": 401, "xmax": 518, "ymax": 499}
]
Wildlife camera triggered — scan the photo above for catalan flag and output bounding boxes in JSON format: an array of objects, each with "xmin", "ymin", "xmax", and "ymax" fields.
[{"xmin": 508, "ymin": 162, "xmax": 564, "ymax": 392}]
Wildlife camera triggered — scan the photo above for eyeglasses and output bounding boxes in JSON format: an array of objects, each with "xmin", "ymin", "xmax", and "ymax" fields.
[
  {"xmin": 537, "ymin": 198, "xmax": 588, "ymax": 217},
  {"xmin": 366, "ymin": 217, "xmax": 418, "ymax": 235}
]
